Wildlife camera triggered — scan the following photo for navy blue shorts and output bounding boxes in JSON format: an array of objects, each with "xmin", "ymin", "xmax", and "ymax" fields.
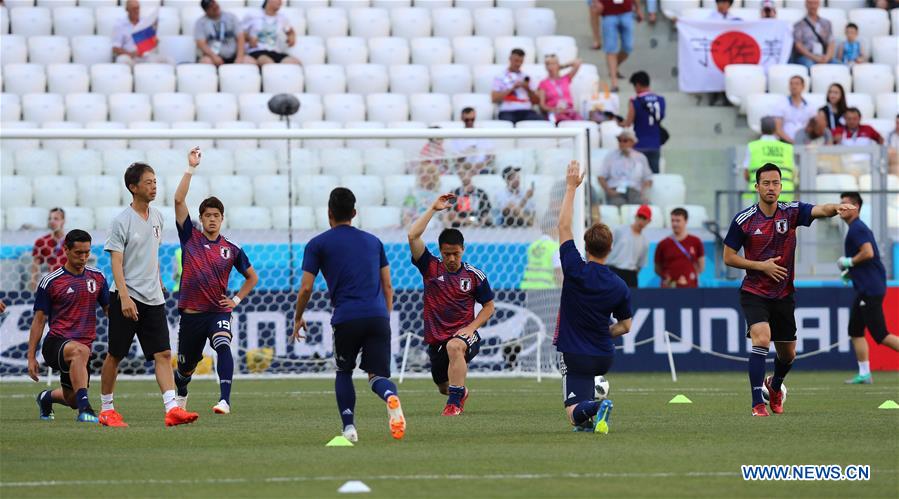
[
  {"xmin": 42, "ymin": 334, "xmax": 91, "ymax": 391},
  {"xmin": 332, "ymin": 317, "xmax": 391, "ymax": 378},
  {"xmin": 427, "ymin": 332, "xmax": 481, "ymax": 385},
  {"xmin": 559, "ymin": 352, "xmax": 613, "ymax": 407},
  {"xmin": 177, "ymin": 311, "xmax": 232, "ymax": 369}
]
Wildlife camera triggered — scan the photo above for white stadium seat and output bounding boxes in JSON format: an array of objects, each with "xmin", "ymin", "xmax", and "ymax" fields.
[
  {"xmin": 33, "ymin": 175, "xmax": 76, "ymax": 208},
  {"xmin": 473, "ymin": 64, "xmax": 505, "ymax": 93},
  {"xmin": 515, "ymin": 120, "xmax": 556, "ymax": 148},
  {"xmin": 304, "ymin": 64, "xmax": 347, "ymax": 95},
  {"xmin": 350, "ymin": 7, "xmax": 390, "ymax": 38},
  {"xmin": 865, "ymin": 118, "xmax": 893, "ymax": 139},
  {"xmin": 294, "ymin": 93, "xmax": 325, "ymax": 123},
  {"xmin": 176, "ymin": 64, "xmax": 219, "ymax": 95},
  {"xmin": 456, "ymin": 0, "xmax": 494, "ymax": 8},
  {"xmin": 848, "ymin": 8, "xmax": 890, "ymax": 44},
  {"xmin": 165, "ymin": 174, "xmax": 209, "ymax": 209},
  {"xmin": 430, "ymin": 64, "xmax": 472, "ymax": 94},
  {"xmin": 2, "ymin": 64, "xmax": 45, "ymax": 95},
  {"xmin": 388, "ymin": 64, "xmax": 430, "ymax": 94},
  {"xmin": 234, "ymin": 149, "xmax": 280, "ymax": 176},
  {"xmin": 59, "ymin": 149, "xmax": 103, "ymax": 176},
  {"xmin": 22, "ymin": 93, "xmax": 64, "ymax": 123},
  {"xmin": 71, "ymin": 35, "xmax": 113, "ymax": 65},
  {"xmin": 238, "ymin": 93, "xmax": 279, "ymax": 124},
  {"xmin": 262, "ymin": 64, "xmax": 304, "ymax": 94},
  {"xmin": 819, "ymin": 8, "xmax": 848, "ymax": 40},
  {"xmin": 410, "ymin": 37, "xmax": 453, "ymax": 65},
  {"xmin": 515, "ymin": 8, "xmax": 557, "ymax": 38},
  {"xmin": 846, "ymin": 93, "xmax": 875, "ymax": 120},
  {"xmin": 307, "ymin": 7, "xmax": 349, "ymax": 38},
  {"xmin": 598, "ymin": 205, "xmax": 622, "ymax": 227},
  {"xmin": 102, "ymin": 149, "xmax": 144, "ymax": 177},
  {"xmin": 871, "ymin": 36, "xmax": 898, "ymax": 68},
  {"xmin": 810, "ymin": 64, "xmax": 850, "ymax": 94},
  {"xmin": 410, "ymin": 93, "xmax": 452, "ymax": 123},
  {"xmin": 314, "ymin": 206, "xmax": 360, "ymax": 229},
  {"xmin": 286, "ymin": 149, "xmax": 322, "ymax": 176},
  {"xmin": 0, "ymin": 6, "xmax": 7, "ymax": 35},
  {"xmin": 15, "ymin": 150, "xmax": 58, "ymax": 176},
  {"xmin": 46, "ymin": 64, "xmax": 89, "ymax": 95},
  {"xmin": 219, "ymin": 65, "xmax": 262, "ymax": 95},
  {"xmin": 94, "ymin": 6, "xmax": 124, "ymax": 37},
  {"xmin": 6, "ymin": 207, "xmax": 50, "ymax": 230},
  {"xmin": 415, "ymin": 0, "xmax": 453, "ymax": 7},
  {"xmin": 745, "ymin": 93, "xmax": 784, "ymax": 133},
  {"xmin": 93, "ymin": 206, "xmax": 127, "ymax": 232},
  {"xmin": 86, "ymin": 122, "xmax": 127, "ymax": 151},
  {"xmin": 27, "ymin": 36, "xmax": 71, "ymax": 65},
  {"xmin": 40, "ymin": 121, "xmax": 84, "ymax": 151},
  {"xmin": 767, "ymin": 64, "xmax": 809, "ymax": 95},
  {"xmin": 90, "ymin": 64, "xmax": 133, "ymax": 95},
  {"xmin": 495, "ymin": 149, "xmax": 537, "ymax": 175},
  {"xmin": 471, "ymin": 174, "xmax": 505, "ymax": 199},
  {"xmin": 368, "ymin": 37, "xmax": 410, "ymax": 65},
  {"xmin": 196, "ymin": 93, "xmax": 238, "ymax": 123},
  {"xmin": 342, "ymin": 175, "xmax": 385, "ymax": 206},
  {"xmin": 660, "ymin": 0, "xmax": 700, "ymax": 19},
  {"xmin": 1, "ymin": 35, "xmax": 27, "ymax": 64},
  {"xmin": 724, "ymin": 64, "xmax": 766, "ymax": 110},
  {"xmin": 826, "ymin": 0, "xmax": 867, "ymax": 8},
  {"xmin": 366, "ymin": 93, "xmax": 410, "ymax": 122},
  {"xmin": 345, "ymin": 120, "xmax": 388, "ymax": 149},
  {"xmin": 390, "ymin": 7, "xmax": 432, "ymax": 38},
  {"xmin": 494, "ymin": 36, "xmax": 536, "ymax": 63},
  {"xmin": 77, "ymin": 175, "xmax": 121, "ymax": 208},
  {"xmin": 109, "ymin": 93, "xmax": 152, "ymax": 124},
  {"xmin": 359, "ymin": 206, "xmax": 400, "ymax": 229},
  {"xmin": 214, "ymin": 120, "xmax": 258, "ymax": 150},
  {"xmin": 452, "ymin": 93, "xmax": 492, "ymax": 120},
  {"xmin": 209, "ymin": 176, "xmax": 254, "ymax": 209},
  {"xmin": 1, "ymin": 177, "xmax": 33, "ymax": 208},
  {"xmin": 171, "ymin": 121, "xmax": 214, "ymax": 150},
  {"xmin": 10, "ymin": 7, "xmax": 52, "ymax": 36},
  {"xmin": 296, "ymin": 175, "xmax": 339, "ymax": 207},
  {"xmin": 152, "ymin": 92, "xmax": 195, "ymax": 123},
  {"xmin": 452, "ymin": 36, "xmax": 494, "ymax": 66},
  {"xmin": 535, "ymin": 35, "xmax": 578, "ymax": 63},
  {"xmin": 180, "ymin": 6, "xmax": 204, "ymax": 36},
  {"xmin": 52, "ymin": 7, "xmax": 95, "ymax": 37},
  {"xmin": 320, "ymin": 149, "xmax": 365, "ymax": 176},
  {"xmin": 253, "ymin": 175, "xmax": 290, "ymax": 207},
  {"xmin": 852, "ymin": 64, "xmax": 895, "ymax": 97},
  {"xmin": 649, "ymin": 174, "xmax": 687, "ymax": 209},
  {"xmin": 288, "ymin": 36, "xmax": 326, "ymax": 65},
  {"xmin": 156, "ymin": 6, "xmax": 180, "ymax": 36},
  {"xmin": 346, "ymin": 64, "xmax": 389, "ymax": 95},
  {"xmin": 536, "ymin": 148, "xmax": 573, "ymax": 175},
  {"xmin": 271, "ymin": 207, "xmax": 316, "ymax": 230},
  {"xmin": 1, "ymin": 121, "xmax": 39, "ymax": 152},
  {"xmin": 432, "ymin": 8, "xmax": 472, "ymax": 38},
  {"xmin": 875, "ymin": 93, "xmax": 898, "ymax": 120},
  {"xmin": 474, "ymin": 8, "xmax": 515, "ymax": 38},
  {"xmin": 327, "ymin": 36, "xmax": 369, "ymax": 65},
  {"xmin": 776, "ymin": 7, "xmax": 804, "ymax": 25},
  {"xmin": 65, "ymin": 93, "xmax": 108, "ymax": 123},
  {"xmin": 383, "ymin": 174, "xmax": 415, "ymax": 206},
  {"xmin": 363, "ymin": 148, "xmax": 407, "ymax": 176},
  {"xmin": 387, "ymin": 120, "xmax": 427, "ymax": 153},
  {"xmin": 59, "ymin": 206, "xmax": 94, "ymax": 230},
  {"xmin": 134, "ymin": 63, "xmax": 176, "ymax": 95},
  {"xmin": 158, "ymin": 35, "xmax": 196, "ymax": 64},
  {"xmin": 324, "ymin": 93, "xmax": 366, "ymax": 123}
]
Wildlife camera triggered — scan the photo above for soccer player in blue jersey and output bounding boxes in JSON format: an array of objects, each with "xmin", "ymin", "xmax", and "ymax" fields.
[
  {"xmin": 837, "ymin": 192, "xmax": 899, "ymax": 384},
  {"xmin": 292, "ymin": 188, "xmax": 405, "ymax": 442},
  {"xmin": 723, "ymin": 164, "xmax": 855, "ymax": 417},
  {"xmin": 172, "ymin": 147, "xmax": 259, "ymax": 415},
  {"xmin": 408, "ymin": 194, "xmax": 496, "ymax": 416},
  {"xmin": 27, "ymin": 229, "xmax": 109, "ymax": 423},
  {"xmin": 556, "ymin": 161, "xmax": 633, "ymax": 434}
]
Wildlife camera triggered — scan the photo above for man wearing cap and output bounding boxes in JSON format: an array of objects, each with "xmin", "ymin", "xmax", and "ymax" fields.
[
  {"xmin": 597, "ymin": 130, "xmax": 653, "ymax": 207},
  {"xmin": 655, "ymin": 207, "xmax": 705, "ymax": 288},
  {"xmin": 496, "ymin": 166, "xmax": 535, "ymax": 227},
  {"xmin": 605, "ymin": 205, "xmax": 651, "ymax": 287},
  {"xmin": 760, "ymin": 0, "xmax": 777, "ymax": 18},
  {"xmin": 195, "ymin": 0, "xmax": 255, "ymax": 66}
]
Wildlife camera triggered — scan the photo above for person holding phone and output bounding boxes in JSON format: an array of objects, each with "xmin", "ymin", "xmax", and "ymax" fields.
[{"xmin": 491, "ymin": 48, "xmax": 543, "ymax": 124}]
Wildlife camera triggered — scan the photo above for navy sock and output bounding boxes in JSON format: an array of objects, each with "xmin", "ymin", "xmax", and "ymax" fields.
[
  {"xmin": 214, "ymin": 343, "xmax": 233, "ymax": 403},
  {"xmin": 335, "ymin": 371, "xmax": 356, "ymax": 428},
  {"xmin": 39, "ymin": 390, "xmax": 53, "ymax": 411},
  {"xmin": 749, "ymin": 346, "xmax": 768, "ymax": 407},
  {"xmin": 772, "ymin": 356, "xmax": 792, "ymax": 392},
  {"xmin": 447, "ymin": 385, "xmax": 465, "ymax": 407},
  {"xmin": 572, "ymin": 400, "xmax": 600, "ymax": 425},
  {"xmin": 174, "ymin": 370, "xmax": 192, "ymax": 397},
  {"xmin": 369, "ymin": 376, "xmax": 397, "ymax": 402},
  {"xmin": 75, "ymin": 388, "xmax": 90, "ymax": 412}
]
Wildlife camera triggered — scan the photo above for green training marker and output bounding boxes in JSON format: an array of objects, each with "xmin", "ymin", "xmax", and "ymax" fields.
[
  {"xmin": 877, "ymin": 400, "xmax": 899, "ymax": 409},
  {"xmin": 668, "ymin": 394, "xmax": 692, "ymax": 404},
  {"xmin": 326, "ymin": 436, "xmax": 355, "ymax": 447}
]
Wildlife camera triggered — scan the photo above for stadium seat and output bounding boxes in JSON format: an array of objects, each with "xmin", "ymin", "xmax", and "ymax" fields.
[
  {"xmin": 289, "ymin": 93, "xmax": 323, "ymax": 123},
  {"xmin": 515, "ymin": 8, "xmax": 557, "ymax": 38},
  {"xmin": 134, "ymin": 64, "xmax": 176, "ymax": 95},
  {"xmin": 723, "ymin": 64, "xmax": 766, "ymax": 111},
  {"xmin": 366, "ymin": 93, "xmax": 410, "ymax": 122},
  {"xmin": 71, "ymin": 35, "xmax": 113, "ymax": 66},
  {"xmin": 809, "ymin": 64, "xmax": 850, "ymax": 94},
  {"xmin": 346, "ymin": 64, "xmax": 390, "ymax": 95},
  {"xmin": 196, "ymin": 93, "xmax": 238, "ymax": 123},
  {"xmin": 892, "ymin": 9, "xmax": 899, "ymax": 37},
  {"xmin": 46, "ymin": 63, "xmax": 89, "ymax": 95},
  {"xmin": 473, "ymin": 64, "xmax": 505, "ymax": 94},
  {"xmin": 349, "ymin": 7, "xmax": 390, "ymax": 38},
  {"xmin": 474, "ymin": 8, "xmax": 515, "ymax": 38},
  {"xmin": 865, "ymin": 118, "xmax": 893, "ymax": 139},
  {"xmin": 390, "ymin": 7, "xmax": 432, "ymax": 38},
  {"xmin": 875, "ymin": 93, "xmax": 898, "ymax": 120},
  {"xmin": 342, "ymin": 175, "xmax": 385, "ymax": 206},
  {"xmin": 410, "ymin": 93, "xmax": 452, "ymax": 123},
  {"xmin": 59, "ymin": 206, "xmax": 94, "ymax": 230},
  {"xmin": 214, "ymin": 120, "xmax": 258, "ymax": 150},
  {"xmin": 101, "ymin": 148, "xmax": 143, "ymax": 176},
  {"xmin": 164, "ymin": 173, "xmax": 209, "ymax": 208},
  {"xmin": 0, "ymin": 6, "xmax": 7, "ymax": 35},
  {"xmin": 219, "ymin": 65, "xmax": 262, "ymax": 95},
  {"xmin": 15, "ymin": 149, "xmax": 58, "ymax": 176},
  {"xmin": 387, "ymin": 120, "xmax": 428, "ymax": 153},
  {"xmin": 251, "ymin": 174, "xmax": 290, "ymax": 207},
  {"xmin": 27, "ymin": 36, "xmax": 71, "ymax": 65},
  {"xmin": 767, "ymin": 64, "xmax": 809, "ymax": 95},
  {"xmin": 304, "ymin": 64, "xmax": 347, "ymax": 95},
  {"xmin": 359, "ymin": 206, "xmax": 401, "ymax": 229},
  {"xmin": 495, "ymin": 149, "xmax": 537, "ymax": 175},
  {"xmin": 6, "ymin": 206, "xmax": 49, "ymax": 230},
  {"xmin": 65, "ymin": 93, "xmax": 108, "ymax": 123},
  {"xmin": 109, "ymin": 93, "xmax": 152, "ymax": 124},
  {"xmin": 388, "ymin": 64, "xmax": 431, "ymax": 95},
  {"xmin": 94, "ymin": 6, "xmax": 123, "ymax": 37},
  {"xmin": 261, "ymin": 64, "xmax": 304, "ymax": 94},
  {"xmin": 368, "ymin": 37, "xmax": 409, "ymax": 65},
  {"xmin": 180, "ymin": 5, "xmax": 204, "ymax": 36},
  {"xmin": 456, "ymin": 0, "xmax": 494, "ymax": 8},
  {"xmin": 295, "ymin": 174, "xmax": 339, "ymax": 206},
  {"xmin": 176, "ymin": 64, "xmax": 219, "ymax": 95},
  {"xmin": 158, "ymin": 36, "xmax": 196, "ymax": 64},
  {"xmin": 597, "ymin": 205, "xmax": 622, "ymax": 227},
  {"xmin": 557, "ymin": 120, "xmax": 600, "ymax": 149},
  {"xmin": 671, "ymin": 204, "xmax": 709, "ymax": 229},
  {"xmin": 1, "ymin": 175, "xmax": 33, "ymax": 209},
  {"xmin": 826, "ymin": 0, "xmax": 867, "ymax": 8},
  {"xmin": 852, "ymin": 64, "xmax": 895, "ymax": 97},
  {"xmin": 10, "ymin": 7, "xmax": 52, "ymax": 36},
  {"xmin": 314, "ymin": 206, "xmax": 361, "ymax": 229},
  {"xmin": 90, "ymin": 64, "xmax": 133, "ymax": 95},
  {"xmin": 156, "ymin": 6, "xmax": 180, "ymax": 36},
  {"xmin": 871, "ymin": 36, "xmax": 898, "ymax": 67},
  {"xmin": 234, "ymin": 149, "xmax": 280, "ymax": 176},
  {"xmin": 846, "ymin": 93, "xmax": 875, "ymax": 120},
  {"xmin": 451, "ymin": 36, "xmax": 493, "ymax": 66},
  {"xmin": 76, "ymin": 175, "xmax": 121, "ymax": 208},
  {"xmin": 320, "ymin": 148, "xmax": 365, "ymax": 176},
  {"xmin": 127, "ymin": 121, "xmax": 170, "ymax": 150},
  {"xmin": 516, "ymin": 120, "xmax": 557, "ymax": 148},
  {"xmin": 39, "ymin": 121, "xmax": 83, "ymax": 151},
  {"xmin": 32, "ymin": 175, "xmax": 76, "ymax": 208},
  {"xmin": 86, "ymin": 121, "xmax": 127, "ymax": 151},
  {"xmin": 452, "ymin": 93, "xmax": 492, "ymax": 120},
  {"xmin": 21, "ymin": 93, "xmax": 64, "ymax": 123},
  {"xmin": 2, "ymin": 64, "xmax": 45, "ymax": 95},
  {"xmin": 535, "ymin": 36, "xmax": 578, "ymax": 63},
  {"xmin": 152, "ymin": 92, "xmax": 195, "ymax": 123},
  {"xmin": 223, "ymin": 206, "xmax": 273, "ymax": 230},
  {"xmin": 170, "ymin": 120, "xmax": 214, "ymax": 150},
  {"xmin": 287, "ymin": 36, "xmax": 326, "ymax": 65},
  {"xmin": 93, "ymin": 206, "xmax": 126, "ymax": 232},
  {"xmin": 410, "ymin": 37, "xmax": 453, "ymax": 65},
  {"xmin": 51, "ymin": 7, "xmax": 94, "ymax": 37},
  {"xmin": 649, "ymin": 174, "xmax": 687, "ymax": 209},
  {"xmin": 383, "ymin": 174, "xmax": 415, "ymax": 206},
  {"xmin": 324, "ymin": 93, "xmax": 366, "ymax": 123},
  {"xmin": 659, "ymin": 0, "xmax": 699, "ymax": 19},
  {"xmin": 0, "ymin": 35, "xmax": 27, "ymax": 64},
  {"xmin": 848, "ymin": 8, "xmax": 890, "ymax": 45},
  {"xmin": 285, "ymin": 149, "xmax": 321, "ymax": 175},
  {"xmin": 622, "ymin": 204, "xmax": 663, "ymax": 228},
  {"xmin": 238, "ymin": 93, "xmax": 279, "ymax": 124},
  {"xmin": 432, "ymin": 8, "xmax": 473, "ymax": 38},
  {"xmin": 344, "ymin": 120, "xmax": 388, "ymax": 149},
  {"xmin": 471, "ymin": 174, "xmax": 505, "ymax": 200},
  {"xmin": 746, "ymin": 93, "xmax": 786, "ymax": 133},
  {"xmin": 326, "ymin": 36, "xmax": 369, "ymax": 65},
  {"xmin": 819, "ymin": 8, "xmax": 848, "ymax": 39},
  {"xmin": 307, "ymin": 7, "xmax": 349, "ymax": 38},
  {"xmin": 59, "ymin": 149, "xmax": 103, "ymax": 176},
  {"xmin": 363, "ymin": 148, "xmax": 407, "ymax": 176},
  {"xmin": 430, "ymin": 64, "xmax": 473, "ymax": 95},
  {"xmin": 494, "ymin": 36, "xmax": 536, "ymax": 63},
  {"xmin": 271, "ymin": 206, "xmax": 316, "ymax": 230},
  {"xmin": 209, "ymin": 175, "xmax": 253, "ymax": 208},
  {"xmin": 302, "ymin": 120, "xmax": 345, "ymax": 149}
]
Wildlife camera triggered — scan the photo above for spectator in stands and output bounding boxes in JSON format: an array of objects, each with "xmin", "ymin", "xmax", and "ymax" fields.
[
  {"xmin": 112, "ymin": 0, "xmax": 173, "ymax": 65},
  {"xmin": 447, "ymin": 107, "xmax": 495, "ymax": 172},
  {"xmin": 818, "ymin": 83, "xmax": 847, "ymax": 131},
  {"xmin": 496, "ymin": 167, "xmax": 535, "ymax": 227},
  {"xmin": 707, "ymin": 0, "xmax": 741, "ymax": 20},
  {"xmin": 598, "ymin": 0, "xmax": 643, "ymax": 92},
  {"xmin": 29, "ymin": 208, "xmax": 67, "ymax": 292},
  {"xmin": 619, "ymin": 70, "xmax": 666, "ymax": 174},
  {"xmin": 833, "ymin": 108, "xmax": 884, "ymax": 146},
  {"xmin": 598, "ymin": 130, "xmax": 653, "ymax": 207},
  {"xmin": 794, "ymin": 115, "xmax": 833, "ymax": 146},
  {"xmin": 654, "ymin": 207, "xmax": 705, "ymax": 288},
  {"xmin": 195, "ymin": 0, "xmax": 254, "ymax": 66},
  {"xmin": 402, "ymin": 161, "xmax": 442, "ymax": 227},
  {"xmin": 871, "ymin": 0, "xmax": 899, "ymax": 9},
  {"xmin": 760, "ymin": 0, "xmax": 777, "ymax": 18},
  {"xmin": 419, "ymin": 126, "xmax": 448, "ymax": 174},
  {"xmin": 492, "ymin": 49, "xmax": 543, "ymax": 124},
  {"xmin": 588, "ymin": 0, "xmax": 603, "ymax": 50},
  {"xmin": 447, "ymin": 163, "xmax": 494, "ymax": 228},
  {"xmin": 743, "ymin": 117, "xmax": 795, "ymax": 202},
  {"xmin": 645, "ymin": 0, "xmax": 658, "ymax": 24},
  {"xmin": 887, "ymin": 114, "xmax": 899, "ymax": 174},
  {"xmin": 774, "ymin": 75, "xmax": 816, "ymax": 143},
  {"xmin": 837, "ymin": 23, "xmax": 866, "ymax": 66},
  {"xmin": 242, "ymin": 0, "xmax": 300, "ymax": 66},
  {"xmin": 537, "ymin": 56, "xmax": 583, "ymax": 124},
  {"xmin": 605, "ymin": 205, "xmax": 650, "ymax": 287},
  {"xmin": 792, "ymin": 0, "xmax": 835, "ymax": 69}
]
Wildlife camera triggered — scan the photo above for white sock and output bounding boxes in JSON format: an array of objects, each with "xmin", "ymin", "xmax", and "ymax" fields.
[
  {"xmin": 858, "ymin": 361, "xmax": 870, "ymax": 377},
  {"xmin": 100, "ymin": 393, "xmax": 114, "ymax": 412},
  {"xmin": 163, "ymin": 390, "xmax": 177, "ymax": 412}
]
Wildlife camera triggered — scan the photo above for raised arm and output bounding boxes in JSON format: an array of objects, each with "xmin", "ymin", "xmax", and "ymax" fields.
[
  {"xmin": 559, "ymin": 160, "xmax": 584, "ymax": 245},
  {"xmin": 408, "ymin": 193, "xmax": 455, "ymax": 261},
  {"xmin": 810, "ymin": 203, "xmax": 855, "ymax": 220},
  {"xmin": 564, "ymin": 59, "xmax": 581, "ymax": 81},
  {"xmin": 175, "ymin": 147, "xmax": 202, "ymax": 227}
]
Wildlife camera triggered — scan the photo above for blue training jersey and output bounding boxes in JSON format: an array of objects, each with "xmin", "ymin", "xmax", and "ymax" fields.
[
  {"xmin": 844, "ymin": 218, "xmax": 886, "ymax": 296},
  {"xmin": 302, "ymin": 225, "xmax": 389, "ymax": 325},
  {"xmin": 554, "ymin": 240, "xmax": 632, "ymax": 356},
  {"xmin": 632, "ymin": 92, "xmax": 666, "ymax": 150}
]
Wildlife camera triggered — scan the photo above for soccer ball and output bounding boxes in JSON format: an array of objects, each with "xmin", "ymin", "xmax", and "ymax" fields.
[
  {"xmin": 760, "ymin": 381, "xmax": 787, "ymax": 405},
  {"xmin": 594, "ymin": 375, "xmax": 610, "ymax": 400}
]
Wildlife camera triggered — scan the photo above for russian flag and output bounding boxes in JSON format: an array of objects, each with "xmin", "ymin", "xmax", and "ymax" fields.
[{"xmin": 131, "ymin": 13, "xmax": 158, "ymax": 56}]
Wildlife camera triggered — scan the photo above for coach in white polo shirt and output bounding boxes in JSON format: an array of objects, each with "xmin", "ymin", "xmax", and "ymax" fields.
[
  {"xmin": 774, "ymin": 75, "xmax": 815, "ymax": 144},
  {"xmin": 98, "ymin": 162, "xmax": 198, "ymax": 427}
]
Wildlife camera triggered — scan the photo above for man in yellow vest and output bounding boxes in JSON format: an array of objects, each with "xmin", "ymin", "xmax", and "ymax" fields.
[
  {"xmin": 520, "ymin": 221, "xmax": 563, "ymax": 290},
  {"xmin": 742, "ymin": 117, "xmax": 795, "ymax": 203}
]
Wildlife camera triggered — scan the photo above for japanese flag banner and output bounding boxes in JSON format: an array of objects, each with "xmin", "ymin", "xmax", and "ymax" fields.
[{"xmin": 677, "ymin": 19, "xmax": 792, "ymax": 93}]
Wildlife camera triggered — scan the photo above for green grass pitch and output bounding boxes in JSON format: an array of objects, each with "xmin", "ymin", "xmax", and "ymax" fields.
[{"xmin": 1, "ymin": 372, "xmax": 897, "ymax": 498}]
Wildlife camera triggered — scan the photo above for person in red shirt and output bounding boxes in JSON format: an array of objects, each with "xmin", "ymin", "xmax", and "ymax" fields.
[
  {"xmin": 833, "ymin": 108, "xmax": 884, "ymax": 146},
  {"xmin": 29, "ymin": 207, "xmax": 67, "ymax": 292},
  {"xmin": 654, "ymin": 207, "xmax": 705, "ymax": 288}
]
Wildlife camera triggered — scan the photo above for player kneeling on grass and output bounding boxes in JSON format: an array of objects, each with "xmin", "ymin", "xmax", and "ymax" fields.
[
  {"xmin": 27, "ymin": 230, "xmax": 109, "ymax": 423},
  {"xmin": 172, "ymin": 147, "xmax": 259, "ymax": 415},
  {"xmin": 408, "ymin": 194, "xmax": 496, "ymax": 416},
  {"xmin": 556, "ymin": 161, "xmax": 633, "ymax": 434}
]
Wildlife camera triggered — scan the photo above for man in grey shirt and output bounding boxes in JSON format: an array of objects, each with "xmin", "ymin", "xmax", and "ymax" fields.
[
  {"xmin": 598, "ymin": 130, "xmax": 653, "ymax": 207},
  {"xmin": 99, "ymin": 162, "xmax": 198, "ymax": 428},
  {"xmin": 195, "ymin": 0, "xmax": 253, "ymax": 66},
  {"xmin": 605, "ymin": 204, "xmax": 651, "ymax": 287}
]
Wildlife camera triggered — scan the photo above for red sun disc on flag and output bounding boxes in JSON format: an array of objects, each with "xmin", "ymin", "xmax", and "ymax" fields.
[{"xmin": 711, "ymin": 31, "xmax": 761, "ymax": 71}]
